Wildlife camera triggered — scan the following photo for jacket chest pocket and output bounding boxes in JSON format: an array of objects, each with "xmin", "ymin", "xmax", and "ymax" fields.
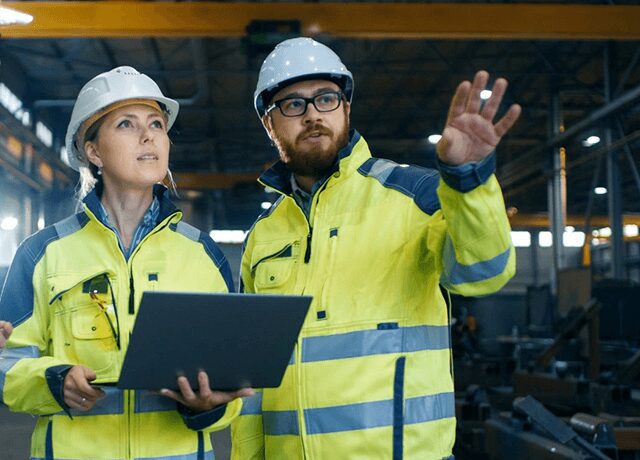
[
  {"xmin": 48, "ymin": 272, "xmax": 119, "ymax": 375},
  {"xmin": 251, "ymin": 241, "xmax": 299, "ymax": 292}
]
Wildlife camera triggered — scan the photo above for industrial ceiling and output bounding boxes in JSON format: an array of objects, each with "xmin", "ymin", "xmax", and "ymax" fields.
[{"xmin": 1, "ymin": 1, "xmax": 639, "ymax": 231}]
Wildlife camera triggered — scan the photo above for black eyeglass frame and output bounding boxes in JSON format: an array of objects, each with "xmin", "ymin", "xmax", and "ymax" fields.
[{"xmin": 266, "ymin": 91, "xmax": 345, "ymax": 117}]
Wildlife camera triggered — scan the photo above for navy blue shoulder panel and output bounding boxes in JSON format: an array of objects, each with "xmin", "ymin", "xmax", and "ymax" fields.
[
  {"xmin": 0, "ymin": 212, "xmax": 89, "ymax": 327},
  {"xmin": 357, "ymin": 158, "xmax": 441, "ymax": 215},
  {"xmin": 169, "ymin": 221, "xmax": 235, "ymax": 292}
]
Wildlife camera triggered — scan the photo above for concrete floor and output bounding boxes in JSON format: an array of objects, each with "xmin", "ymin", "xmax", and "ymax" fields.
[{"xmin": 0, "ymin": 405, "xmax": 232, "ymax": 459}]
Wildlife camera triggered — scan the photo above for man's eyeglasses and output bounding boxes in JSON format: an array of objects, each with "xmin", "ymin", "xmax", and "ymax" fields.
[{"xmin": 267, "ymin": 91, "xmax": 344, "ymax": 117}]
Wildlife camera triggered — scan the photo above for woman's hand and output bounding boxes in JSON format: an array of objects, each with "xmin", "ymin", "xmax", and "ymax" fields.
[
  {"xmin": 63, "ymin": 365, "xmax": 106, "ymax": 411},
  {"xmin": 160, "ymin": 371, "xmax": 254, "ymax": 412}
]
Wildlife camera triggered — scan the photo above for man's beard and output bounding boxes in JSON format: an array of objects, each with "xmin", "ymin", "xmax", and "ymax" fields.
[{"xmin": 273, "ymin": 114, "xmax": 350, "ymax": 179}]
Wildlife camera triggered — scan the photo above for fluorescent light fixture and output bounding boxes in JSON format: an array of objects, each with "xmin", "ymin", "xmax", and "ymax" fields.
[
  {"xmin": 209, "ymin": 230, "xmax": 247, "ymax": 244},
  {"xmin": 594, "ymin": 227, "xmax": 611, "ymax": 238},
  {"xmin": 537, "ymin": 230, "xmax": 585, "ymax": 247},
  {"xmin": 624, "ymin": 224, "xmax": 639, "ymax": 237},
  {"xmin": 480, "ymin": 90, "xmax": 492, "ymax": 100},
  {"xmin": 37, "ymin": 217, "xmax": 45, "ymax": 230},
  {"xmin": 582, "ymin": 135, "xmax": 600, "ymax": 147},
  {"xmin": 563, "ymin": 231, "xmax": 585, "ymax": 247},
  {"xmin": 0, "ymin": 5, "xmax": 33, "ymax": 25},
  {"xmin": 427, "ymin": 134, "xmax": 442, "ymax": 144},
  {"xmin": 594, "ymin": 187, "xmax": 607, "ymax": 195},
  {"xmin": 0, "ymin": 216, "xmax": 18, "ymax": 230},
  {"xmin": 261, "ymin": 201, "xmax": 272, "ymax": 210},
  {"xmin": 539, "ymin": 231, "xmax": 552, "ymax": 247},
  {"xmin": 510, "ymin": 231, "xmax": 531, "ymax": 247}
]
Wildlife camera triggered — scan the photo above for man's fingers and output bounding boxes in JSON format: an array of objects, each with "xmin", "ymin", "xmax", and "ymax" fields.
[
  {"xmin": 445, "ymin": 81, "xmax": 471, "ymax": 126},
  {"xmin": 480, "ymin": 78, "xmax": 508, "ymax": 122},
  {"xmin": 465, "ymin": 71, "xmax": 489, "ymax": 115},
  {"xmin": 494, "ymin": 104, "xmax": 522, "ymax": 138}
]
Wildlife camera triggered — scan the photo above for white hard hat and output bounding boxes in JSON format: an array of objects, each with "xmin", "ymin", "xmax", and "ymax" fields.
[
  {"xmin": 254, "ymin": 37, "xmax": 354, "ymax": 117},
  {"xmin": 63, "ymin": 66, "xmax": 179, "ymax": 171}
]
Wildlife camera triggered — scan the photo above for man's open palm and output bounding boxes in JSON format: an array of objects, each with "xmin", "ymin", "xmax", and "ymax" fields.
[{"xmin": 437, "ymin": 70, "xmax": 521, "ymax": 165}]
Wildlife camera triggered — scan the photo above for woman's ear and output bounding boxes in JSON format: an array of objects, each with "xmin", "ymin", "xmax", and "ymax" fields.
[{"xmin": 84, "ymin": 141, "xmax": 103, "ymax": 169}]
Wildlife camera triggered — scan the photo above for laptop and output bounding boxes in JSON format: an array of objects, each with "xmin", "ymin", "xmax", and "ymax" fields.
[{"xmin": 115, "ymin": 292, "xmax": 312, "ymax": 391}]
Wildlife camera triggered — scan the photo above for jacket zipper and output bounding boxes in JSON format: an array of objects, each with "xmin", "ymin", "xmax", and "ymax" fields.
[
  {"xmin": 304, "ymin": 230, "xmax": 312, "ymax": 263},
  {"xmin": 119, "ymin": 211, "xmax": 179, "ymax": 459},
  {"xmin": 128, "ymin": 274, "xmax": 135, "ymax": 314},
  {"xmin": 250, "ymin": 243, "xmax": 294, "ymax": 276},
  {"xmin": 48, "ymin": 271, "xmax": 110, "ymax": 305}
]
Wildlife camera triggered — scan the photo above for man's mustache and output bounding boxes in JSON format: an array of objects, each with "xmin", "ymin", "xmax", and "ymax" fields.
[{"xmin": 297, "ymin": 124, "xmax": 333, "ymax": 142}]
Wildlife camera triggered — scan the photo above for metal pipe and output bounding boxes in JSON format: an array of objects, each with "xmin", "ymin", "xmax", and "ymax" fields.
[
  {"xmin": 604, "ymin": 43, "xmax": 625, "ymax": 279},
  {"xmin": 501, "ymin": 82, "xmax": 640, "ymax": 188},
  {"xmin": 548, "ymin": 81, "xmax": 566, "ymax": 281}
]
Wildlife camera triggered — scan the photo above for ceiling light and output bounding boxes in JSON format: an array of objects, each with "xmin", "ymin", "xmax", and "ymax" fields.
[
  {"xmin": 427, "ymin": 134, "xmax": 442, "ymax": 145},
  {"xmin": 209, "ymin": 230, "xmax": 247, "ymax": 244},
  {"xmin": 480, "ymin": 90, "xmax": 492, "ymax": 100},
  {"xmin": 0, "ymin": 5, "xmax": 33, "ymax": 25},
  {"xmin": 594, "ymin": 187, "xmax": 607, "ymax": 195},
  {"xmin": 261, "ymin": 201, "xmax": 272, "ymax": 210},
  {"xmin": 624, "ymin": 224, "xmax": 639, "ymax": 237},
  {"xmin": 582, "ymin": 135, "xmax": 600, "ymax": 147},
  {"xmin": 0, "ymin": 216, "xmax": 18, "ymax": 230}
]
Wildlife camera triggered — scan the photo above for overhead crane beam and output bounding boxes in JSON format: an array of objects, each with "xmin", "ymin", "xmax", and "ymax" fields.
[
  {"xmin": 173, "ymin": 171, "xmax": 260, "ymax": 190},
  {"xmin": 2, "ymin": 2, "xmax": 640, "ymax": 40}
]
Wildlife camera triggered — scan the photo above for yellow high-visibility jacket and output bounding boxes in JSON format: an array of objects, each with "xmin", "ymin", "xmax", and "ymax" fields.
[
  {"xmin": 232, "ymin": 131, "xmax": 514, "ymax": 459},
  {"xmin": 0, "ymin": 186, "xmax": 241, "ymax": 460}
]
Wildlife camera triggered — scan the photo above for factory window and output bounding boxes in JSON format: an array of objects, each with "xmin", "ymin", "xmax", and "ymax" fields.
[
  {"xmin": 0, "ymin": 82, "xmax": 30, "ymax": 127},
  {"xmin": 510, "ymin": 231, "xmax": 531, "ymax": 247},
  {"xmin": 35, "ymin": 121, "xmax": 53, "ymax": 148}
]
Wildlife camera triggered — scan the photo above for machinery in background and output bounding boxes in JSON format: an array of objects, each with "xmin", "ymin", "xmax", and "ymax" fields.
[{"xmin": 452, "ymin": 269, "xmax": 640, "ymax": 460}]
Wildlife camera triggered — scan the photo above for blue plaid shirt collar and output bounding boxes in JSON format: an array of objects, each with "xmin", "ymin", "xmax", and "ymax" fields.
[{"xmin": 96, "ymin": 195, "xmax": 161, "ymax": 259}]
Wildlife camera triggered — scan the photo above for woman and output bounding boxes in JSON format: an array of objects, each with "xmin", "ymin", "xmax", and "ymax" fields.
[{"xmin": 0, "ymin": 66, "xmax": 252, "ymax": 459}]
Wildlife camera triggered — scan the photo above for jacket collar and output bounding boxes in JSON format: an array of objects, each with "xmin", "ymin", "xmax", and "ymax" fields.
[
  {"xmin": 83, "ymin": 183, "xmax": 179, "ymax": 227},
  {"xmin": 259, "ymin": 129, "xmax": 370, "ymax": 194}
]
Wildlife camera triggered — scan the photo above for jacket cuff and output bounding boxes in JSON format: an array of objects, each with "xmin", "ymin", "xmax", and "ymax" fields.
[
  {"xmin": 45, "ymin": 365, "xmax": 73, "ymax": 417},
  {"xmin": 178, "ymin": 403, "xmax": 227, "ymax": 431},
  {"xmin": 437, "ymin": 151, "xmax": 496, "ymax": 193}
]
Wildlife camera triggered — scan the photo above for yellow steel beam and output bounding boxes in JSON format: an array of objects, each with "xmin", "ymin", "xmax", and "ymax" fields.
[
  {"xmin": 2, "ymin": 2, "xmax": 640, "ymax": 40},
  {"xmin": 509, "ymin": 213, "xmax": 640, "ymax": 229},
  {"xmin": 173, "ymin": 171, "xmax": 260, "ymax": 190}
]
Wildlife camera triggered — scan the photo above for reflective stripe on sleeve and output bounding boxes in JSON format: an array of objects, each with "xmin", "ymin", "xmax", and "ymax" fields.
[{"xmin": 0, "ymin": 346, "xmax": 40, "ymax": 395}]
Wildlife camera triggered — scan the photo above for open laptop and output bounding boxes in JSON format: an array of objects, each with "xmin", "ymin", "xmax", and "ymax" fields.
[{"xmin": 115, "ymin": 292, "xmax": 312, "ymax": 391}]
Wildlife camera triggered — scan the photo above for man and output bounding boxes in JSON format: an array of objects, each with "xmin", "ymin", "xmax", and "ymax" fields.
[
  {"xmin": 232, "ymin": 37, "xmax": 520, "ymax": 459},
  {"xmin": 0, "ymin": 321, "xmax": 12, "ymax": 348}
]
